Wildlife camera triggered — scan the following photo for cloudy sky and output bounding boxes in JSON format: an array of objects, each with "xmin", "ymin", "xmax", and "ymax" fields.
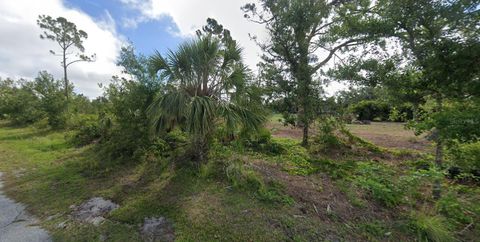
[{"xmin": 0, "ymin": 0, "xmax": 346, "ymax": 98}]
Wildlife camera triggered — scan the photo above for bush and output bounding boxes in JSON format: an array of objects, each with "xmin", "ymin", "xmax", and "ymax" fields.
[
  {"xmin": 5, "ymin": 85, "xmax": 44, "ymax": 125},
  {"xmin": 241, "ymin": 128, "xmax": 286, "ymax": 155},
  {"xmin": 349, "ymin": 100, "xmax": 390, "ymax": 121},
  {"xmin": 226, "ymin": 159, "xmax": 264, "ymax": 191},
  {"xmin": 310, "ymin": 117, "xmax": 383, "ymax": 154},
  {"xmin": 389, "ymin": 104, "xmax": 414, "ymax": 122},
  {"xmin": 133, "ymin": 137, "xmax": 172, "ymax": 163},
  {"xmin": 447, "ymin": 142, "xmax": 480, "ymax": 175},
  {"xmin": 163, "ymin": 129, "xmax": 189, "ymax": 149},
  {"xmin": 32, "ymin": 71, "xmax": 67, "ymax": 129},
  {"xmin": 0, "ymin": 72, "xmax": 69, "ymax": 128},
  {"xmin": 69, "ymin": 122, "xmax": 101, "ymax": 146},
  {"xmin": 312, "ymin": 116, "xmax": 348, "ymax": 152}
]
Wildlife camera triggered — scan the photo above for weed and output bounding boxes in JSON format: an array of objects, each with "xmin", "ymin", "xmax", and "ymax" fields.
[
  {"xmin": 409, "ymin": 212, "xmax": 456, "ymax": 242},
  {"xmin": 315, "ymin": 159, "xmax": 356, "ymax": 180},
  {"xmin": 359, "ymin": 221, "xmax": 388, "ymax": 239},
  {"xmin": 224, "ymin": 158, "xmax": 293, "ymax": 205},
  {"xmin": 352, "ymin": 162, "xmax": 402, "ymax": 207}
]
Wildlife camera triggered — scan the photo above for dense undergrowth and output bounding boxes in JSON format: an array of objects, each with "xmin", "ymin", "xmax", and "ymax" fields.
[{"xmin": 0, "ymin": 119, "xmax": 479, "ymax": 241}]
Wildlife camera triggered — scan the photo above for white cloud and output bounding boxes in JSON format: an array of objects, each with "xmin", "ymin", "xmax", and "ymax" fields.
[
  {"xmin": 0, "ymin": 0, "xmax": 125, "ymax": 98},
  {"xmin": 120, "ymin": 0, "xmax": 265, "ymax": 70},
  {"xmin": 120, "ymin": 0, "xmax": 348, "ymax": 96}
]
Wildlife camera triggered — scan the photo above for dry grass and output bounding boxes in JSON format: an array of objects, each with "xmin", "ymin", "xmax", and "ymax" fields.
[
  {"xmin": 267, "ymin": 116, "xmax": 431, "ymax": 152},
  {"xmin": 346, "ymin": 122, "xmax": 431, "ymax": 152}
]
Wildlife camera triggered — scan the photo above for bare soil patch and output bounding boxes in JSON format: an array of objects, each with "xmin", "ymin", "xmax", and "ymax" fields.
[
  {"xmin": 268, "ymin": 121, "xmax": 431, "ymax": 152},
  {"xmin": 249, "ymin": 159, "xmax": 411, "ymax": 241}
]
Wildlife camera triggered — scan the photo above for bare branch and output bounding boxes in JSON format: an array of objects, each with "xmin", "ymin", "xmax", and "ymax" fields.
[{"xmin": 313, "ymin": 39, "xmax": 364, "ymax": 72}]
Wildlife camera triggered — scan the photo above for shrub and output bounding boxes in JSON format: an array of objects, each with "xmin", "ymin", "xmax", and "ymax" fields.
[
  {"xmin": 69, "ymin": 122, "xmax": 101, "ymax": 146},
  {"xmin": 281, "ymin": 112, "xmax": 297, "ymax": 126},
  {"xmin": 349, "ymin": 100, "xmax": 390, "ymax": 121},
  {"xmin": 163, "ymin": 129, "xmax": 189, "ymax": 149},
  {"xmin": 226, "ymin": 159, "xmax": 264, "ymax": 191},
  {"xmin": 6, "ymin": 86, "xmax": 44, "ymax": 125},
  {"xmin": 312, "ymin": 116, "xmax": 348, "ymax": 152},
  {"xmin": 310, "ymin": 117, "xmax": 383, "ymax": 154},
  {"xmin": 133, "ymin": 137, "xmax": 172, "ymax": 163},
  {"xmin": 241, "ymin": 128, "xmax": 286, "ymax": 155},
  {"xmin": 389, "ymin": 104, "xmax": 414, "ymax": 122},
  {"xmin": 447, "ymin": 142, "xmax": 480, "ymax": 175},
  {"xmin": 32, "ymin": 71, "xmax": 67, "ymax": 129}
]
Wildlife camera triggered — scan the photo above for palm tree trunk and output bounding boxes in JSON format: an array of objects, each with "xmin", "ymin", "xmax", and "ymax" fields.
[{"xmin": 191, "ymin": 135, "xmax": 209, "ymax": 167}]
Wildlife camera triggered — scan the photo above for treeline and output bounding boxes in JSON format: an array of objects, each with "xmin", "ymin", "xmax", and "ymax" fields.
[{"xmin": 0, "ymin": 72, "xmax": 99, "ymax": 127}]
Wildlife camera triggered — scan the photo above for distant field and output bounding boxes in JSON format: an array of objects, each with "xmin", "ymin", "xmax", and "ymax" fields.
[
  {"xmin": 268, "ymin": 115, "xmax": 431, "ymax": 152},
  {"xmin": 347, "ymin": 122, "xmax": 431, "ymax": 152}
]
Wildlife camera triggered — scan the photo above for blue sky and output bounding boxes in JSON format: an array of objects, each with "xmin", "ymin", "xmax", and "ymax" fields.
[
  {"xmin": 65, "ymin": 0, "xmax": 183, "ymax": 56},
  {"xmin": 0, "ymin": 0, "xmax": 267, "ymax": 97},
  {"xmin": 0, "ymin": 0, "xmax": 346, "ymax": 97}
]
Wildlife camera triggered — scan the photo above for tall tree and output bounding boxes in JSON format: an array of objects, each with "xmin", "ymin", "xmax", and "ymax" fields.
[
  {"xmin": 148, "ymin": 34, "xmax": 264, "ymax": 165},
  {"xmin": 37, "ymin": 15, "xmax": 95, "ymax": 100},
  {"xmin": 242, "ymin": 0, "xmax": 378, "ymax": 146},
  {"xmin": 332, "ymin": 0, "xmax": 480, "ymax": 198},
  {"xmin": 377, "ymin": 0, "xmax": 479, "ymax": 199}
]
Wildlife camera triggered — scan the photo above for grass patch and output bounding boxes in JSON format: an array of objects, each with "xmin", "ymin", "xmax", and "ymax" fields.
[
  {"xmin": 409, "ymin": 213, "xmax": 456, "ymax": 242},
  {"xmin": 1, "ymin": 121, "xmax": 479, "ymax": 241}
]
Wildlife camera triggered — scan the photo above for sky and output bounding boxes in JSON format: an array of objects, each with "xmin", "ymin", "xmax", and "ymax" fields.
[{"xmin": 0, "ymin": 0, "xmax": 347, "ymax": 98}]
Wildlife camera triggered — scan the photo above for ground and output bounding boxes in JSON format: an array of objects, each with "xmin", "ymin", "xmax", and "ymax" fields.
[
  {"xmin": 346, "ymin": 122, "xmax": 430, "ymax": 152},
  {"xmin": 0, "ymin": 119, "xmax": 478, "ymax": 241},
  {"xmin": 0, "ymin": 172, "xmax": 51, "ymax": 242},
  {"xmin": 268, "ymin": 114, "xmax": 430, "ymax": 151}
]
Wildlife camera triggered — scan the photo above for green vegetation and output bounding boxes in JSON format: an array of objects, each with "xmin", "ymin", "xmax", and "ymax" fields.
[
  {"xmin": 148, "ymin": 33, "xmax": 264, "ymax": 165},
  {"xmin": 1, "ymin": 0, "xmax": 479, "ymax": 241}
]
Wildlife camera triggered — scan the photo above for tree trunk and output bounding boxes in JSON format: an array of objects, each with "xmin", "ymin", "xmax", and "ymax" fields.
[
  {"xmin": 297, "ymin": 58, "xmax": 312, "ymax": 147},
  {"xmin": 412, "ymin": 103, "xmax": 419, "ymax": 121},
  {"xmin": 432, "ymin": 96, "xmax": 443, "ymax": 200},
  {"xmin": 63, "ymin": 49, "xmax": 69, "ymax": 101},
  {"xmin": 302, "ymin": 122, "xmax": 309, "ymax": 146},
  {"xmin": 191, "ymin": 135, "xmax": 209, "ymax": 168}
]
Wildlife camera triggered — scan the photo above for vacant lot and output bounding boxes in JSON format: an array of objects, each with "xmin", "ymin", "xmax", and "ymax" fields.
[
  {"xmin": 0, "ymin": 120, "xmax": 478, "ymax": 241},
  {"xmin": 268, "ymin": 116, "xmax": 430, "ymax": 152},
  {"xmin": 346, "ymin": 122, "xmax": 431, "ymax": 152}
]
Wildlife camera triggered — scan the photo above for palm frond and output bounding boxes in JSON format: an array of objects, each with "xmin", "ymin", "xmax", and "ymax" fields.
[
  {"xmin": 147, "ymin": 91, "xmax": 189, "ymax": 134},
  {"xmin": 186, "ymin": 96, "xmax": 216, "ymax": 135},
  {"xmin": 218, "ymin": 101, "xmax": 265, "ymax": 134}
]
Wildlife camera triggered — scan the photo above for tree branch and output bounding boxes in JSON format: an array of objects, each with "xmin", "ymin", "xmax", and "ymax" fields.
[{"xmin": 312, "ymin": 39, "xmax": 363, "ymax": 72}]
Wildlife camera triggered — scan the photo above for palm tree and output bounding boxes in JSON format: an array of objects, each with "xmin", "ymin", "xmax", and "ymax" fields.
[{"xmin": 148, "ymin": 35, "xmax": 264, "ymax": 164}]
